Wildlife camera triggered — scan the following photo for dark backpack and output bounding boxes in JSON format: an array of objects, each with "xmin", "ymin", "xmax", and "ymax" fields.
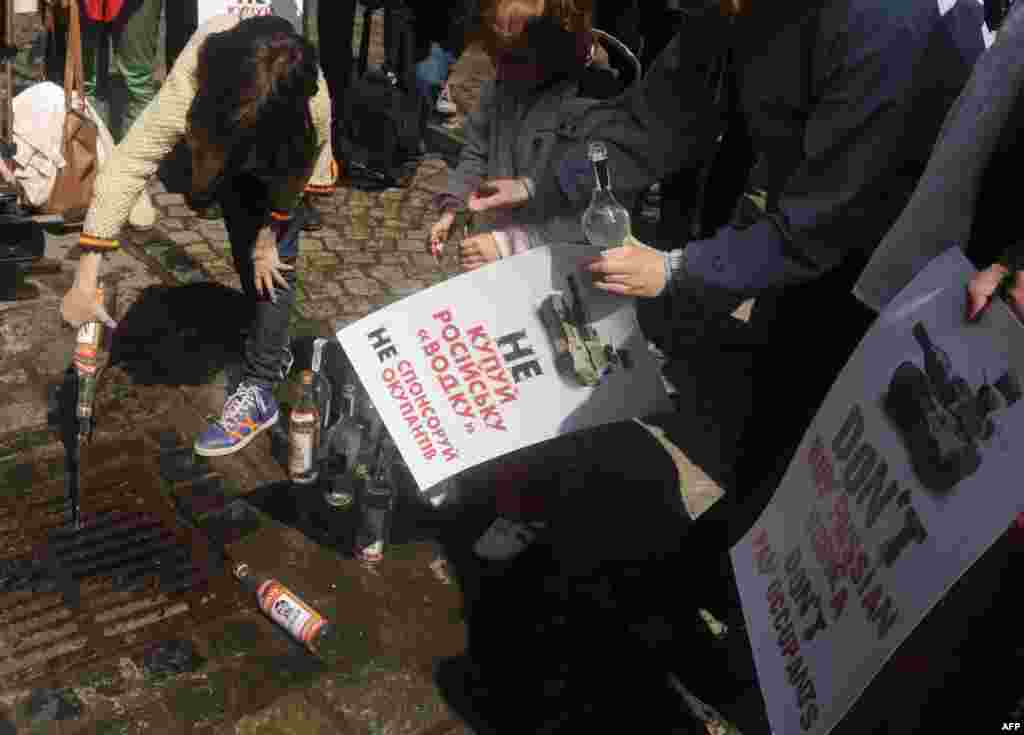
[{"xmin": 338, "ymin": 1, "xmax": 427, "ymax": 191}]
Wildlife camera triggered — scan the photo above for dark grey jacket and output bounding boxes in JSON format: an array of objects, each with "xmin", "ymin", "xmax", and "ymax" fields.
[
  {"xmin": 535, "ymin": 0, "xmax": 989, "ymax": 317},
  {"xmin": 855, "ymin": 0, "xmax": 1024, "ymax": 311}
]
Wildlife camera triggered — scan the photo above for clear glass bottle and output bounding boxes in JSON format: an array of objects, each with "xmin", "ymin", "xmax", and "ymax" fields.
[
  {"xmin": 289, "ymin": 370, "xmax": 320, "ymax": 485},
  {"xmin": 581, "ymin": 141, "xmax": 632, "ymax": 250}
]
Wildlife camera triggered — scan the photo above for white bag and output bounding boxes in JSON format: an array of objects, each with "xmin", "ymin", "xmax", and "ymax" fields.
[{"xmin": 11, "ymin": 81, "xmax": 155, "ymax": 226}]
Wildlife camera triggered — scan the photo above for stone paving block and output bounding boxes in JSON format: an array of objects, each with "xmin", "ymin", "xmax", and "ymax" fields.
[
  {"xmin": 233, "ymin": 691, "xmax": 343, "ymax": 735},
  {"xmin": 342, "ymin": 279, "xmax": 382, "ymax": 297},
  {"xmin": 321, "ymin": 236, "xmax": 362, "ymax": 253},
  {"xmin": 378, "ymin": 253, "xmax": 410, "ymax": 265},
  {"xmin": 398, "ymin": 238, "xmax": 429, "ymax": 254},
  {"xmin": 301, "ymin": 240, "xmax": 326, "ymax": 255},
  {"xmin": 300, "ymin": 299, "xmax": 345, "ymax": 322},
  {"xmin": 167, "ymin": 230, "xmax": 203, "ymax": 245},
  {"xmin": 363, "ymin": 237, "xmax": 388, "ymax": 251},
  {"xmin": 184, "ymin": 244, "xmax": 219, "ymax": 263},
  {"xmin": 198, "ymin": 222, "xmax": 230, "ymax": 242},
  {"xmin": 368, "ymin": 265, "xmax": 406, "ymax": 282},
  {"xmin": 155, "ymin": 193, "xmax": 186, "ymax": 206},
  {"xmin": 391, "ymin": 279, "xmax": 428, "ymax": 294},
  {"xmin": 159, "ymin": 218, "xmax": 185, "ymax": 231},
  {"xmin": 339, "ymin": 297, "xmax": 373, "ymax": 315},
  {"xmin": 409, "ymin": 253, "xmax": 440, "ymax": 269},
  {"xmin": 348, "ymin": 191, "xmax": 372, "ymax": 207},
  {"xmin": 166, "ymin": 205, "xmax": 195, "ymax": 218},
  {"xmin": 339, "ymin": 252, "xmax": 378, "ymax": 265}
]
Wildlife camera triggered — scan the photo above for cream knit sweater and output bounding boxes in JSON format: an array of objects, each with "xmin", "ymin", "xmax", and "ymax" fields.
[{"xmin": 80, "ymin": 14, "xmax": 336, "ymax": 251}]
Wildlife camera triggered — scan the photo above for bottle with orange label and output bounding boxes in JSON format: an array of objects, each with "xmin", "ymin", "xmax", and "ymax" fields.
[
  {"xmin": 233, "ymin": 562, "xmax": 339, "ymax": 656},
  {"xmin": 73, "ymin": 283, "xmax": 105, "ymax": 434}
]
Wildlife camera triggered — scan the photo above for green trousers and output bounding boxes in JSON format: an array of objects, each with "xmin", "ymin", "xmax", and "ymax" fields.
[
  {"xmin": 44, "ymin": 0, "xmax": 163, "ymax": 140},
  {"xmin": 81, "ymin": 0, "xmax": 164, "ymax": 140}
]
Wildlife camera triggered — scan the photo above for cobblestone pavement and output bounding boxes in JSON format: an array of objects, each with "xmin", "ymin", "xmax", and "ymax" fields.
[{"xmin": 0, "ymin": 8, "xmax": 746, "ymax": 734}]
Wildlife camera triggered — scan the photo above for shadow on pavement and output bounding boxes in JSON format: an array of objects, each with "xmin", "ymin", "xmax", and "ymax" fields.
[
  {"xmin": 430, "ymin": 531, "xmax": 716, "ymax": 734},
  {"xmin": 240, "ymin": 468, "xmax": 448, "ymax": 559},
  {"xmin": 110, "ymin": 282, "xmax": 252, "ymax": 386}
]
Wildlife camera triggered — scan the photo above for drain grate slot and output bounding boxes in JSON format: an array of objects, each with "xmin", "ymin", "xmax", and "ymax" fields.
[
  {"xmin": 58, "ymin": 523, "xmax": 170, "ymax": 564},
  {"xmin": 0, "ymin": 444, "xmax": 245, "ymax": 691}
]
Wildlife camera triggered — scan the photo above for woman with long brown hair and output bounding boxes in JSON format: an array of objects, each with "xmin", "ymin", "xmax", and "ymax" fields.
[{"xmin": 59, "ymin": 13, "xmax": 337, "ymax": 458}]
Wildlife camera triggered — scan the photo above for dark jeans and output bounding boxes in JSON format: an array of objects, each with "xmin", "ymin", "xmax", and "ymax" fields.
[{"xmin": 218, "ymin": 174, "xmax": 299, "ymax": 390}]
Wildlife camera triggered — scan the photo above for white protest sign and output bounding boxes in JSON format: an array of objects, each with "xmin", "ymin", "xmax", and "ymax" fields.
[
  {"xmin": 731, "ymin": 248, "xmax": 1024, "ymax": 735},
  {"xmin": 336, "ymin": 245, "xmax": 673, "ymax": 491},
  {"xmin": 198, "ymin": 0, "xmax": 302, "ymax": 29}
]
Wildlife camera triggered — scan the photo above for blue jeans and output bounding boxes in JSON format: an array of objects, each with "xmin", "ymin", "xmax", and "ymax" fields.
[{"xmin": 415, "ymin": 43, "xmax": 457, "ymax": 104}]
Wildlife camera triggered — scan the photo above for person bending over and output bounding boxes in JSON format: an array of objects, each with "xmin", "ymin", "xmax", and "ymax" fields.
[{"xmin": 59, "ymin": 14, "xmax": 338, "ymax": 458}]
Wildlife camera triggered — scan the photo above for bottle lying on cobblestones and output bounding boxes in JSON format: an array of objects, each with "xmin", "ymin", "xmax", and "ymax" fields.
[
  {"xmin": 289, "ymin": 370, "xmax": 320, "ymax": 485},
  {"xmin": 233, "ymin": 562, "xmax": 340, "ymax": 657}
]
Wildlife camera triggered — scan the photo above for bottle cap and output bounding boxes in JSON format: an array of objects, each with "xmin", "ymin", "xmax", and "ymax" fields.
[
  {"xmin": 301, "ymin": 370, "xmax": 314, "ymax": 385},
  {"xmin": 588, "ymin": 141, "xmax": 608, "ymax": 162},
  {"xmin": 233, "ymin": 562, "xmax": 250, "ymax": 580}
]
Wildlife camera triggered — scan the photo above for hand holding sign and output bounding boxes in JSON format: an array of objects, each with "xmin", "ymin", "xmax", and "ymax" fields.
[{"xmin": 967, "ymin": 261, "xmax": 1024, "ymax": 322}]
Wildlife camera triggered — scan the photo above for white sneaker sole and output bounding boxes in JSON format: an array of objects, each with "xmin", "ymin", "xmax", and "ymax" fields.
[{"xmin": 193, "ymin": 411, "xmax": 279, "ymax": 458}]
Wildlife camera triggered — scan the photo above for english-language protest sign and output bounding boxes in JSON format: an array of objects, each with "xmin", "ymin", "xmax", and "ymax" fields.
[
  {"xmin": 731, "ymin": 248, "xmax": 1024, "ymax": 735},
  {"xmin": 198, "ymin": 0, "xmax": 302, "ymax": 29},
  {"xmin": 336, "ymin": 245, "xmax": 673, "ymax": 493}
]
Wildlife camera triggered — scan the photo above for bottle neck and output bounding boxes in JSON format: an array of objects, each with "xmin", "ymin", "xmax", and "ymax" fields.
[{"xmin": 591, "ymin": 157, "xmax": 611, "ymax": 192}]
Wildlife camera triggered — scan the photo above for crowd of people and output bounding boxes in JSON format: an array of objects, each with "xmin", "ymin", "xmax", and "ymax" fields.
[{"xmin": 32, "ymin": 0, "xmax": 1024, "ymax": 731}]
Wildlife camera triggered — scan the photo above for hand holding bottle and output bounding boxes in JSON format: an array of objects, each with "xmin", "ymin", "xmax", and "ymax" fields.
[
  {"xmin": 459, "ymin": 232, "xmax": 501, "ymax": 271},
  {"xmin": 586, "ymin": 235, "xmax": 668, "ymax": 298},
  {"xmin": 61, "ymin": 253, "xmax": 117, "ymax": 329},
  {"xmin": 429, "ymin": 210, "xmax": 457, "ymax": 260}
]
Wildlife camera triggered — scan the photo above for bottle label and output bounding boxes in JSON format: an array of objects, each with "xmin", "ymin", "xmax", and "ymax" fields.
[
  {"xmin": 312, "ymin": 339, "xmax": 327, "ymax": 373},
  {"xmin": 289, "ymin": 423, "xmax": 315, "ymax": 478},
  {"xmin": 74, "ymin": 346, "xmax": 98, "ymax": 375},
  {"xmin": 256, "ymin": 580, "xmax": 327, "ymax": 647},
  {"xmin": 77, "ymin": 322, "xmax": 100, "ymax": 347}
]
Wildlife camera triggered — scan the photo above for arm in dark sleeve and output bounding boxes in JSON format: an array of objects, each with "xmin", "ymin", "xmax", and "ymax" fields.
[
  {"xmin": 664, "ymin": 3, "xmax": 925, "ymax": 313},
  {"xmin": 529, "ymin": 15, "xmax": 732, "ymax": 213}
]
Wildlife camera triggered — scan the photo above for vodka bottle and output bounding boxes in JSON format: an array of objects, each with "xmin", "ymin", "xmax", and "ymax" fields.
[
  {"xmin": 233, "ymin": 562, "xmax": 337, "ymax": 656},
  {"xmin": 289, "ymin": 371, "xmax": 319, "ymax": 485},
  {"xmin": 581, "ymin": 141, "xmax": 632, "ymax": 250},
  {"xmin": 73, "ymin": 283, "xmax": 105, "ymax": 436}
]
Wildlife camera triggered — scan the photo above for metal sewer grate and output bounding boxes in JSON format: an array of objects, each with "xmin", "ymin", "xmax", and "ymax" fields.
[{"xmin": 0, "ymin": 450, "xmax": 244, "ymax": 689}]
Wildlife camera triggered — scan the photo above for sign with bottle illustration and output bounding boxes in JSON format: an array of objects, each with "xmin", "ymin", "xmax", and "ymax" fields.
[
  {"xmin": 336, "ymin": 244, "xmax": 673, "ymax": 492},
  {"xmin": 730, "ymin": 248, "xmax": 1024, "ymax": 735},
  {"xmin": 198, "ymin": 0, "xmax": 302, "ymax": 29}
]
